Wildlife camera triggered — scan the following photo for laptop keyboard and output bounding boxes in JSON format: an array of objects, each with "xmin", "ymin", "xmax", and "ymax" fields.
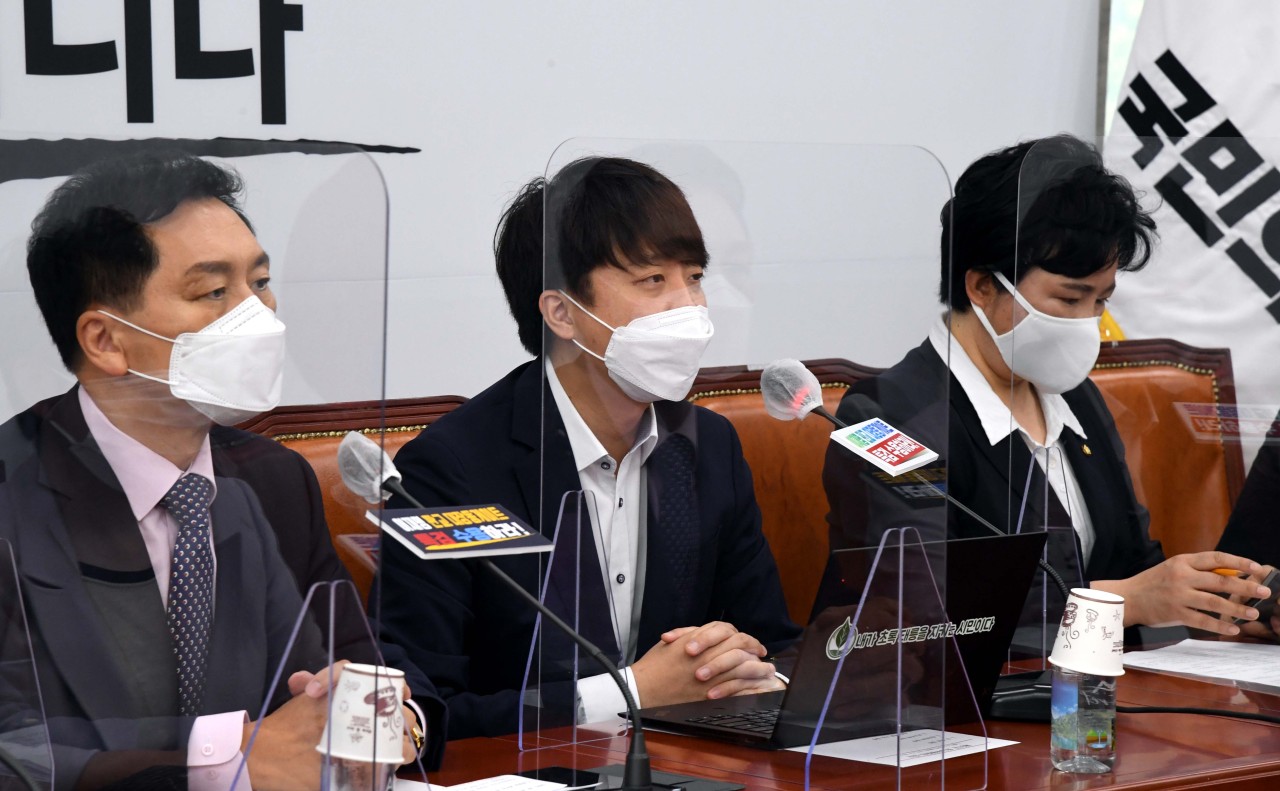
[{"xmin": 686, "ymin": 707, "xmax": 780, "ymax": 734}]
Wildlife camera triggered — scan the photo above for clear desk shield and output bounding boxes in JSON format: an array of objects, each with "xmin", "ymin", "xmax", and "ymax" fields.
[
  {"xmin": 0, "ymin": 138, "xmax": 425, "ymax": 789},
  {"xmin": 528, "ymin": 139, "xmax": 973, "ymax": 789},
  {"xmin": 1101, "ymin": 127, "xmax": 1280, "ymax": 647},
  {"xmin": 0, "ymin": 540, "xmax": 52, "ymax": 791},
  {"xmin": 1007, "ymin": 132, "xmax": 1280, "ymax": 664}
]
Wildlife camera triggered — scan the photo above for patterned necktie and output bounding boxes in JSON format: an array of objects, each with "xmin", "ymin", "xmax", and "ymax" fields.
[
  {"xmin": 649, "ymin": 434, "xmax": 699, "ymax": 612},
  {"xmin": 160, "ymin": 473, "xmax": 215, "ymax": 717}
]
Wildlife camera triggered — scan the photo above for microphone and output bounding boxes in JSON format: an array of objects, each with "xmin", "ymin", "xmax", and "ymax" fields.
[
  {"xmin": 761, "ymin": 358, "xmax": 842, "ymax": 427},
  {"xmin": 762, "ymin": 360, "xmax": 1070, "ymax": 601},
  {"xmin": 338, "ymin": 431, "xmax": 402, "ymax": 505},
  {"xmin": 337, "ymin": 432, "xmax": 655, "ymax": 790}
]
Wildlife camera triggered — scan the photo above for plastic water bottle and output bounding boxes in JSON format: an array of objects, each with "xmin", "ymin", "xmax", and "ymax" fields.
[{"xmin": 1050, "ymin": 667, "xmax": 1117, "ymax": 773}]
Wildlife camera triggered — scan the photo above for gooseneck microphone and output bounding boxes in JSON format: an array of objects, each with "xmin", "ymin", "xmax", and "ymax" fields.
[
  {"xmin": 337, "ymin": 432, "xmax": 654, "ymax": 790},
  {"xmin": 760, "ymin": 360, "xmax": 1071, "ymax": 602}
]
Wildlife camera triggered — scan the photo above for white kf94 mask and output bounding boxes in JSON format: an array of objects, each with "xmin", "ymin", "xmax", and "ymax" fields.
[
  {"xmin": 559, "ymin": 290, "xmax": 715, "ymax": 403},
  {"xmin": 98, "ymin": 295, "xmax": 287, "ymax": 424},
  {"xmin": 973, "ymin": 271, "xmax": 1101, "ymax": 395}
]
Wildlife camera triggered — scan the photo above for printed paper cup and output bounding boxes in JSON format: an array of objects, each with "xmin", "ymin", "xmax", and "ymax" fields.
[
  {"xmin": 1048, "ymin": 588, "xmax": 1126, "ymax": 677},
  {"xmin": 316, "ymin": 663, "xmax": 407, "ymax": 763}
]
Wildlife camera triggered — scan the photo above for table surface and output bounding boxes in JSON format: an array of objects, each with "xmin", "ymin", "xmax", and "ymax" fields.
[{"xmin": 421, "ymin": 667, "xmax": 1280, "ymax": 790}]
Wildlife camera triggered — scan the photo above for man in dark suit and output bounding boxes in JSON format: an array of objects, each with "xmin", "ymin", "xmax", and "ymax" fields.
[
  {"xmin": 376, "ymin": 157, "xmax": 800, "ymax": 739},
  {"xmin": 823, "ymin": 135, "xmax": 1270, "ymax": 640},
  {"xmin": 0, "ymin": 151, "xmax": 423, "ymax": 790}
]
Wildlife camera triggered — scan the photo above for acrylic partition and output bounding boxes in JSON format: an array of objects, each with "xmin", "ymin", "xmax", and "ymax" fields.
[
  {"xmin": 1103, "ymin": 126, "xmax": 1280, "ymax": 651},
  {"xmin": 0, "ymin": 540, "xmax": 52, "ymax": 791},
  {"xmin": 0, "ymin": 138, "xmax": 421, "ymax": 790},
  {"xmin": 1000, "ymin": 131, "xmax": 1280, "ymax": 670},
  {"xmin": 523, "ymin": 139, "xmax": 977, "ymax": 789}
]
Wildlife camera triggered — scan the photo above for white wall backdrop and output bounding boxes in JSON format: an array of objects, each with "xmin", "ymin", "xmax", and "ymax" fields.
[{"xmin": 0, "ymin": 1, "xmax": 1101, "ymax": 411}]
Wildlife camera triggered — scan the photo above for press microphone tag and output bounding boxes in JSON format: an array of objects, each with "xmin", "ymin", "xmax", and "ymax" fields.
[
  {"xmin": 830, "ymin": 417, "xmax": 939, "ymax": 476},
  {"xmin": 369, "ymin": 503, "xmax": 552, "ymax": 561}
]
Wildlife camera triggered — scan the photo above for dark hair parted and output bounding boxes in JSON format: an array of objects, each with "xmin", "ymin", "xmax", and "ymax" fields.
[
  {"xmin": 27, "ymin": 151, "xmax": 249, "ymax": 370},
  {"xmin": 494, "ymin": 157, "xmax": 707, "ymax": 356},
  {"xmin": 940, "ymin": 134, "xmax": 1157, "ymax": 312}
]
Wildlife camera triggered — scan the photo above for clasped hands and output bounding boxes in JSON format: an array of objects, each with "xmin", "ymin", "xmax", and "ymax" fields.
[
  {"xmin": 240, "ymin": 660, "xmax": 418, "ymax": 791},
  {"xmin": 629, "ymin": 621, "xmax": 784, "ymax": 709}
]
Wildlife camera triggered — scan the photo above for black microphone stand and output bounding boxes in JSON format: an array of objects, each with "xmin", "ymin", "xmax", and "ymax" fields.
[{"xmin": 383, "ymin": 479, "xmax": 654, "ymax": 790}]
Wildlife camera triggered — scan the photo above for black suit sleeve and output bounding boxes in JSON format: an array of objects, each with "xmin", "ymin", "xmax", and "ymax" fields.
[
  {"xmin": 707, "ymin": 423, "xmax": 802, "ymax": 655},
  {"xmin": 1217, "ymin": 429, "xmax": 1280, "ymax": 568},
  {"xmin": 1076, "ymin": 381, "xmax": 1164, "ymax": 577},
  {"xmin": 372, "ymin": 431, "xmax": 523, "ymax": 740}
]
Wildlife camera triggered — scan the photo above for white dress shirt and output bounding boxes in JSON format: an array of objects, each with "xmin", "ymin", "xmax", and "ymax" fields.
[
  {"xmin": 928, "ymin": 315, "xmax": 1097, "ymax": 566},
  {"xmin": 545, "ymin": 358, "xmax": 658, "ymax": 723}
]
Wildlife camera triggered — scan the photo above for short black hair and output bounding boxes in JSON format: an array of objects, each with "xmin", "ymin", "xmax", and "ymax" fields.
[
  {"xmin": 494, "ymin": 156, "xmax": 707, "ymax": 356},
  {"xmin": 27, "ymin": 151, "xmax": 248, "ymax": 370},
  {"xmin": 940, "ymin": 134, "xmax": 1157, "ymax": 312}
]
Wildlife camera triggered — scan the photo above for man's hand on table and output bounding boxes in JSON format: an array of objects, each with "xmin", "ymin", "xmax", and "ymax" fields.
[
  {"xmin": 243, "ymin": 661, "xmax": 417, "ymax": 791},
  {"xmin": 630, "ymin": 621, "xmax": 783, "ymax": 708}
]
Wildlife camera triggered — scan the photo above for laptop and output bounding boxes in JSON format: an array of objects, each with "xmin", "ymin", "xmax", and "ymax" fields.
[{"xmin": 635, "ymin": 531, "xmax": 1048, "ymax": 748}]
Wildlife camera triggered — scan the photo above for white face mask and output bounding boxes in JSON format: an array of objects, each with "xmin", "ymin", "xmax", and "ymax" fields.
[
  {"xmin": 558, "ymin": 290, "xmax": 714, "ymax": 403},
  {"xmin": 98, "ymin": 295, "xmax": 287, "ymax": 424},
  {"xmin": 973, "ymin": 272, "xmax": 1101, "ymax": 395}
]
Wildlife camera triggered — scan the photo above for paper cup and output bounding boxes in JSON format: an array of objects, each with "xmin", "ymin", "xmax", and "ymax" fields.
[
  {"xmin": 316, "ymin": 663, "xmax": 407, "ymax": 763},
  {"xmin": 1048, "ymin": 588, "xmax": 1125, "ymax": 677}
]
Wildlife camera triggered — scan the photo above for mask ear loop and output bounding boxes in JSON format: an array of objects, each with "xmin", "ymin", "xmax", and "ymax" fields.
[
  {"xmin": 556, "ymin": 290, "xmax": 613, "ymax": 363},
  {"xmin": 95, "ymin": 310, "xmax": 179, "ymax": 386}
]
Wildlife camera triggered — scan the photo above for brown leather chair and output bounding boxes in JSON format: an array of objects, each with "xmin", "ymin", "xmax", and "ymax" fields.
[
  {"xmin": 1091, "ymin": 338, "xmax": 1244, "ymax": 559},
  {"xmin": 239, "ymin": 395, "xmax": 467, "ymax": 602},
  {"xmin": 688, "ymin": 360, "xmax": 879, "ymax": 624},
  {"xmin": 688, "ymin": 341, "xmax": 1244, "ymax": 623}
]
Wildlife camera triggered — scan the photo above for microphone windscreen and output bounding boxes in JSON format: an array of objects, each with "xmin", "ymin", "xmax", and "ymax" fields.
[
  {"xmin": 337, "ymin": 430, "xmax": 402, "ymax": 505},
  {"xmin": 761, "ymin": 359, "xmax": 823, "ymax": 421}
]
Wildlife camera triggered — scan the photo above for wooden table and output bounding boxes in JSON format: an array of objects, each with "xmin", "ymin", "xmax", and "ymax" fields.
[{"xmin": 421, "ymin": 668, "xmax": 1280, "ymax": 789}]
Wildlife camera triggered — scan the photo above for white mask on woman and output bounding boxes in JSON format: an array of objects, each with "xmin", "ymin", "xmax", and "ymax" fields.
[
  {"xmin": 559, "ymin": 290, "xmax": 714, "ymax": 403},
  {"xmin": 972, "ymin": 272, "xmax": 1101, "ymax": 394},
  {"xmin": 98, "ymin": 295, "xmax": 286, "ymax": 424}
]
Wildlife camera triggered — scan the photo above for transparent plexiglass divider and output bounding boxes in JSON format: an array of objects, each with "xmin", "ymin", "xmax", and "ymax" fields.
[
  {"xmin": 1099, "ymin": 125, "xmax": 1280, "ymax": 649},
  {"xmin": 0, "ymin": 539, "xmax": 53, "ymax": 791},
  {"xmin": 537, "ymin": 139, "xmax": 962, "ymax": 786},
  {"xmin": 812, "ymin": 528, "xmax": 987, "ymax": 791},
  {"xmin": 0, "ymin": 137, "xmax": 417, "ymax": 789},
  {"xmin": 517, "ymin": 490, "xmax": 614, "ymax": 751},
  {"xmin": 1000, "ymin": 136, "xmax": 1121, "ymax": 664}
]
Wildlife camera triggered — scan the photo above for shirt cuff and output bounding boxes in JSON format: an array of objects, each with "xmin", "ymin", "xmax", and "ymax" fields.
[
  {"xmin": 576, "ymin": 667, "xmax": 642, "ymax": 725},
  {"xmin": 187, "ymin": 711, "xmax": 251, "ymax": 791}
]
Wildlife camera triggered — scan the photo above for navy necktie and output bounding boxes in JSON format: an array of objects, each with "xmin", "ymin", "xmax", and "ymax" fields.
[
  {"xmin": 649, "ymin": 434, "xmax": 699, "ymax": 615},
  {"xmin": 161, "ymin": 473, "xmax": 215, "ymax": 717}
]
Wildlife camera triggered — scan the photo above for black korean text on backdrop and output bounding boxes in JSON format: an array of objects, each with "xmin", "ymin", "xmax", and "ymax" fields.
[
  {"xmin": 23, "ymin": 0, "xmax": 303, "ymax": 124},
  {"xmin": 1117, "ymin": 49, "xmax": 1280, "ymax": 324}
]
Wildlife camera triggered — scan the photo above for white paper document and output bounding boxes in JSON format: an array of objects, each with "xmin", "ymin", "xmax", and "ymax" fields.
[
  {"xmin": 1122, "ymin": 639, "xmax": 1280, "ymax": 687},
  {"xmin": 396, "ymin": 776, "xmax": 566, "ymax": 791},
  {"xmin": 784, "ymin": 729, "xmax": 1017, "ymax": 767}
]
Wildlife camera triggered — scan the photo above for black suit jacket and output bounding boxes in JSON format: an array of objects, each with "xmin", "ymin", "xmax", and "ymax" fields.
[
  {"xmin": 0, "ymin": 387, "xmax": 325, "ymax": 788},
  {"xmin": 823, "ymin": 341, "xmax": 1163, "ymax": 630},
  {"xmin": 1217, "ymin": 414, "xmax": 1280, "ymax": 567},
  {"xmin": 0, "ymin": 388, "xmax": 446, "ymax": 778},
  {"xmin": 374, "ymin": 360, "xmax": 800, "ymax": 739}
]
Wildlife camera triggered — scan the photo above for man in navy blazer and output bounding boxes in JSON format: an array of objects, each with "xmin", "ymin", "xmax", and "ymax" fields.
[
  {"xmin": 0, "ymin": 151, "xmax": 424, "ymax": 790},
  {"xmin": 377, "ymin": 157, "xmax": 799, "ymax": 739}
]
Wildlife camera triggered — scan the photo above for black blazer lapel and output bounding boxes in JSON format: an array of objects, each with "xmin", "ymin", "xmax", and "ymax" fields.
[{"xmin": 15, "ymin": 391, "xmax": 140, "ymax": 727}]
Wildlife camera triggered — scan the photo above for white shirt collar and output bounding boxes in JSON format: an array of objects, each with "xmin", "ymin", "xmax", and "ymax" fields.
[
  {"xmin": 928, "ymin": 313, "xmax": 1087, "ymax": 449},
  {"xmin": 544, "ymin": 357, "xmax": 659, "ymax": 472}
]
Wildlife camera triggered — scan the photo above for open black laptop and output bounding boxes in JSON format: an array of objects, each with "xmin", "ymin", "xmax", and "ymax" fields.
[{"xmin": 635, "ymin": 531, "xmax": 1047, "ymax": 749}]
